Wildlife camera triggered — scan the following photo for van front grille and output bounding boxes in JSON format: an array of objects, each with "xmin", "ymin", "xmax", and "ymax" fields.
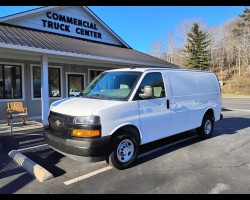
[
  {"xmin": 49, "ymin": 111, "xmax": 74, "ymax": 124},
  {"xmin": 48, "ymin": 111, "xmax": 74, "ymax": 138}
]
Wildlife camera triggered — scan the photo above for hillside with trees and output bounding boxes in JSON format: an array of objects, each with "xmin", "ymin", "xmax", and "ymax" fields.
[{"xmin": 150, "ymin": 8, "xmax": 250, "ymax": 95}]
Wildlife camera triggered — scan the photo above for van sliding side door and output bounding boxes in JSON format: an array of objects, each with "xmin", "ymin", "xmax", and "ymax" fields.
[{"xmin": 166, "ymin": 71, "xmax": 200, "ymax": 133}]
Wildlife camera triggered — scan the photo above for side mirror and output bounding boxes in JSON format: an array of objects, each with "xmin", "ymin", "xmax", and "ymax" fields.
[{"xmin": 139, "ymin": 86, "xmax": 153, "ymax": 98}]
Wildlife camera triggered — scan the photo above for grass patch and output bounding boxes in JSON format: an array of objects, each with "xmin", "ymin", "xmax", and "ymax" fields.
[
  {"xmin": 221, "ymin": 72, "xmax": 250, "ymax": 96},
  {"xmin": 222, "ymin": 93, "xmax": 250, "ymax": 98}
]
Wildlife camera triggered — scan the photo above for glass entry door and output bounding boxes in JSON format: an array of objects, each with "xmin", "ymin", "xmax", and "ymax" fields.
[{"xmin": 67, "ymin": 74, "xmax": 84, "ymax": 97}]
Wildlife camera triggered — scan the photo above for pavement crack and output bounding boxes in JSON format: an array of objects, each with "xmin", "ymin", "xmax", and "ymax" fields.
[
  {"xmin": 131, "ymin": 161, "xmax": 250, "ymax": 175},
  {"xmin": 230, "ymin": 140, "xmax": 250, "ymax": 153},
  {"xmin": 207, "ymin": 161, "xmax": 250, "ymax": 169}
]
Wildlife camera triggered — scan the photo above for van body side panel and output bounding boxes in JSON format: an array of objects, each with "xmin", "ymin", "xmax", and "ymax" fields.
[
  {"xmin": 93, "ymin": 101, "xmax": 141, "ymax": 138},
  {"xmin": 195, "ymin": 73, "xmax": 222, "ymax": 122},
  {"xmin": 166, "ymin": 71, "xmax": 221, "ymax": 134}
]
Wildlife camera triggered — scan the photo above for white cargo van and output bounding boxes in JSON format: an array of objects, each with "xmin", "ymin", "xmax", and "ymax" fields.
[{"xmin": 44, "ymin": 68, "xmax": 223, "ymax": 169}]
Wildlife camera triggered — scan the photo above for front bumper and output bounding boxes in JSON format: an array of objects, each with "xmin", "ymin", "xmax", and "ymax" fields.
[{"xmin": 44, "ymin": 127, "xmax": 111, "ymax": 158}]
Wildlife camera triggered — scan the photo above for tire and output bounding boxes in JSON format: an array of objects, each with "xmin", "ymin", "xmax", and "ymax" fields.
[
  {"xmin": 196, "ymin": 114, "xmax": 214, "ymax": 139},
  {"xmin": 107, "ymin": 132, "xmax": 139, "ymax": 170}
]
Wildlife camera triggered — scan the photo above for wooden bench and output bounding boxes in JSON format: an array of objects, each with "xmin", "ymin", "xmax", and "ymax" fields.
[{"xmin": 7, "ymin": 102, "xmax": 29, "ymax": 126}]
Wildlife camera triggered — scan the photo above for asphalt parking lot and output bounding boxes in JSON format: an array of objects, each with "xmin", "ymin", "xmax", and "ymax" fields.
[
  {"xmin": 222, "ymin": 98, "xmax": 250, "ymax": 111},
  {"xmin": 0, "ymin": 98, "xmax": 250, "ymax": 194}
]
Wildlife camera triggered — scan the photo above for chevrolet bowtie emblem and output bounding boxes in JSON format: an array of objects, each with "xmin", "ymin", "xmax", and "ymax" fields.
[{"xmin": 55, "ymin": 120, "xmax": 61, "ymax": 126}]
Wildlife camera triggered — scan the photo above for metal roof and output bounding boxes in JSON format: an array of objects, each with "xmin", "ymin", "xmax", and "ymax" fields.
[{"xmin": 0, "ymin": 23, "xmax": 179, "ymax": 68}]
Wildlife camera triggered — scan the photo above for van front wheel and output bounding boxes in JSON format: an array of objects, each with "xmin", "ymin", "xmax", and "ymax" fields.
[
  {"xmin": 196, "ymin": 115, "xmax": 214, "ymax": 139},
  {"xmin": 107, "ymin": 132, "xmax": 139, "ymax": 170}
]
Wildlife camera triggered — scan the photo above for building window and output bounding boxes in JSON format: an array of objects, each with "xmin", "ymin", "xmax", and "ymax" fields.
[
  {"xmin": 89, "ymin": 69, "xmax": 105, "ymax": 83},
  {"xmin": 49, "ymin": 68, "xmax": 61, "ymax": 97},
  {"xmin": 0, "ymin": 64, "xmax": 22, "ymax": 99},
  {"xmin": 67, "ymin": 74, "xmax": 84, "ymax": 97},
  {"xmin": 32, "ymin": 66, "xmax": 61, "ymax": 98},
  {"xmin": 33, "ymin": 66, "xmax": 41, "ymax": 98}
]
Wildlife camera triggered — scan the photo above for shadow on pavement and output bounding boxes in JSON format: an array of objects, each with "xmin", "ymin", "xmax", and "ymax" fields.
[
  {"xmin": 0, "ymin": 135, "xmax": 19, "ymax": 154},
  {"xmin": 0, "ymin": 151, "xmax": 25, "ymax": 180},
  {"xmin": 0, "ymin": 135, "xmax": 32, "ymax": 194},
  {"xmin": 0, "ymin": 132, "xmax": 65, "ymax": 194},
  {"xmin": 133, "ymin": 116, "xmax": 250, "ymax": 169},
  {"xmin": 134, "ymin": 131, "xmax": 200, "ymax": 169},
  {"xmin": 222, "ymin": 108, "xmax": 233, "ymax": 112},
  {"xmin": 2, "ymin": 132, "xmax": 66, "ymax": 177},
  {"xmin": 0, "ymin": 172, "xmax": 34, "ymax": 194},
  {"xmin": 214, "ymin": 117, "xmax": 250, "ymax": 136},
  {"xmin": 1, "ymin": 114, "xmax": 249, "ymax": 191}
]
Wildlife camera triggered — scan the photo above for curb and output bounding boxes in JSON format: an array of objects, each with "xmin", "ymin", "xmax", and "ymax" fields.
[
  {"xmin": 222, "ymin": 107, "xmax": 250, "ymax": 112},
  {"xmin": 0, "ymin": 127, "xmax": 44, "ymax": 135},
  {"xmin": 8, "ymin": 150, "xmax": 54, "ymax": 182}
]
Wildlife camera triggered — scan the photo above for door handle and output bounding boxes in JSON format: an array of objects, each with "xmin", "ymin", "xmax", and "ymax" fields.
[{"xmin": 166, "ymin": 99, "xmax": 170, "ymax": 109}]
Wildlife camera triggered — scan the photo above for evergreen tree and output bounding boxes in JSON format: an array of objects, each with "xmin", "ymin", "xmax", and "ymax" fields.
[
  {"xmin": 233, "ymin": 8, "xmax": 250, "ymax": 41},
  {"xmin": 239, "ymin": 7, "xmax": 250, "ymax": 25},
  {"xmin": 184, "ymin": 23, "xmax": 211, "ymax": 70}
]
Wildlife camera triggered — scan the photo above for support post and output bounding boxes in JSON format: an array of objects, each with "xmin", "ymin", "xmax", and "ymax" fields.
[{"xmin": 41, "ymin": 55, "xmax": 49, "ymax": 126}]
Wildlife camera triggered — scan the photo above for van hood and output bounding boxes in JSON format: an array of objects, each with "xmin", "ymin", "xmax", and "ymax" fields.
[{"xmin": 50, "ymin": 97, "xmax": 113, "ymax": 116}]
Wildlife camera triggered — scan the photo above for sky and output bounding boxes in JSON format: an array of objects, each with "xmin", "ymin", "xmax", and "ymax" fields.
[{"xmin": 0, "ymin": 6, "xmax": 247, "ymax": 53}]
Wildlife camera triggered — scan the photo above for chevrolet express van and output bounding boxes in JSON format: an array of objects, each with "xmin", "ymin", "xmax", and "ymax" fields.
[{"xmin": 44, "ymin": 68, "xmax": 223, "ymax": 169}]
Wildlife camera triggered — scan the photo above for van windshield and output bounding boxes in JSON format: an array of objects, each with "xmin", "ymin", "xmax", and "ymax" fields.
[{"xmin": 82, "ymin": 71, "xmax": 142, "ymax": 101}]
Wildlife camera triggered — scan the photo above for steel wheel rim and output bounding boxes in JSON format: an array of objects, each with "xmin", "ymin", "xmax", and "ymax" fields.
[
  {"xmin": 117, "ymin": 139, "xmax": 135, "ymax": 163},
  {"xmin": 204, "ymin": 120, "xmax": 212, "ymax": 135}
]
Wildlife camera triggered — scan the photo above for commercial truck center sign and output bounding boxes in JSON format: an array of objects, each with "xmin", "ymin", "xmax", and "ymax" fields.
[{"xmin": 41, "ymin": 11, "xmax": 102, "ymax": 39}]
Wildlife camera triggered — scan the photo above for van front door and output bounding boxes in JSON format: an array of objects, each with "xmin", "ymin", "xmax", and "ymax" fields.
[{"xmin": 133, "ymin": 72, "xmax": 171, "ymax": 144}]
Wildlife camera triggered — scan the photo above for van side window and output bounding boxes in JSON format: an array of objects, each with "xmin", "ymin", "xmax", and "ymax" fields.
[{"xmin": 133, "ymin": 72, "xmax": 165, "ymax": 100}]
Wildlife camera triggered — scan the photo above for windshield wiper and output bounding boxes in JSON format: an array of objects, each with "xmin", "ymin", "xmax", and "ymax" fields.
[
  {"xmin": 88, "ymin": 94, "xmax": 111, "ymax": 100},
  {"xmin": 81, "ymin": 93, "xmax": 88, "ymax": 98}
]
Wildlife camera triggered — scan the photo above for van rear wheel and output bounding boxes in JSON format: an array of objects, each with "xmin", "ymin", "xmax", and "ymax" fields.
[
  {"xmin": 107, "ymin": 132, "xmax": 139, "ymax": 170},
  {"xmin": 196, "ymin": 114, "xmax": 214, "ymax": 139}
]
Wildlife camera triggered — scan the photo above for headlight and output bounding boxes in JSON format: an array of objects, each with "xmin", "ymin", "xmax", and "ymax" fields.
[{"xmin": 73, "ymin": 115, "xmax": 100, "ymax": 125}]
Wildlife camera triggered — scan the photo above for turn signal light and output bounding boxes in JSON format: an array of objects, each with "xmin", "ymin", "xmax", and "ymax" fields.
[{"xmin": 72, "ymin": 129, "xmax": 100, "ymax": 137}]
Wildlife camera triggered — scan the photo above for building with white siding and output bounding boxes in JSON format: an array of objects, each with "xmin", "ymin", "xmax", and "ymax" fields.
[{"xmin": 0, "ymin": 6, "xmax": 178, "ymax": 125}]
